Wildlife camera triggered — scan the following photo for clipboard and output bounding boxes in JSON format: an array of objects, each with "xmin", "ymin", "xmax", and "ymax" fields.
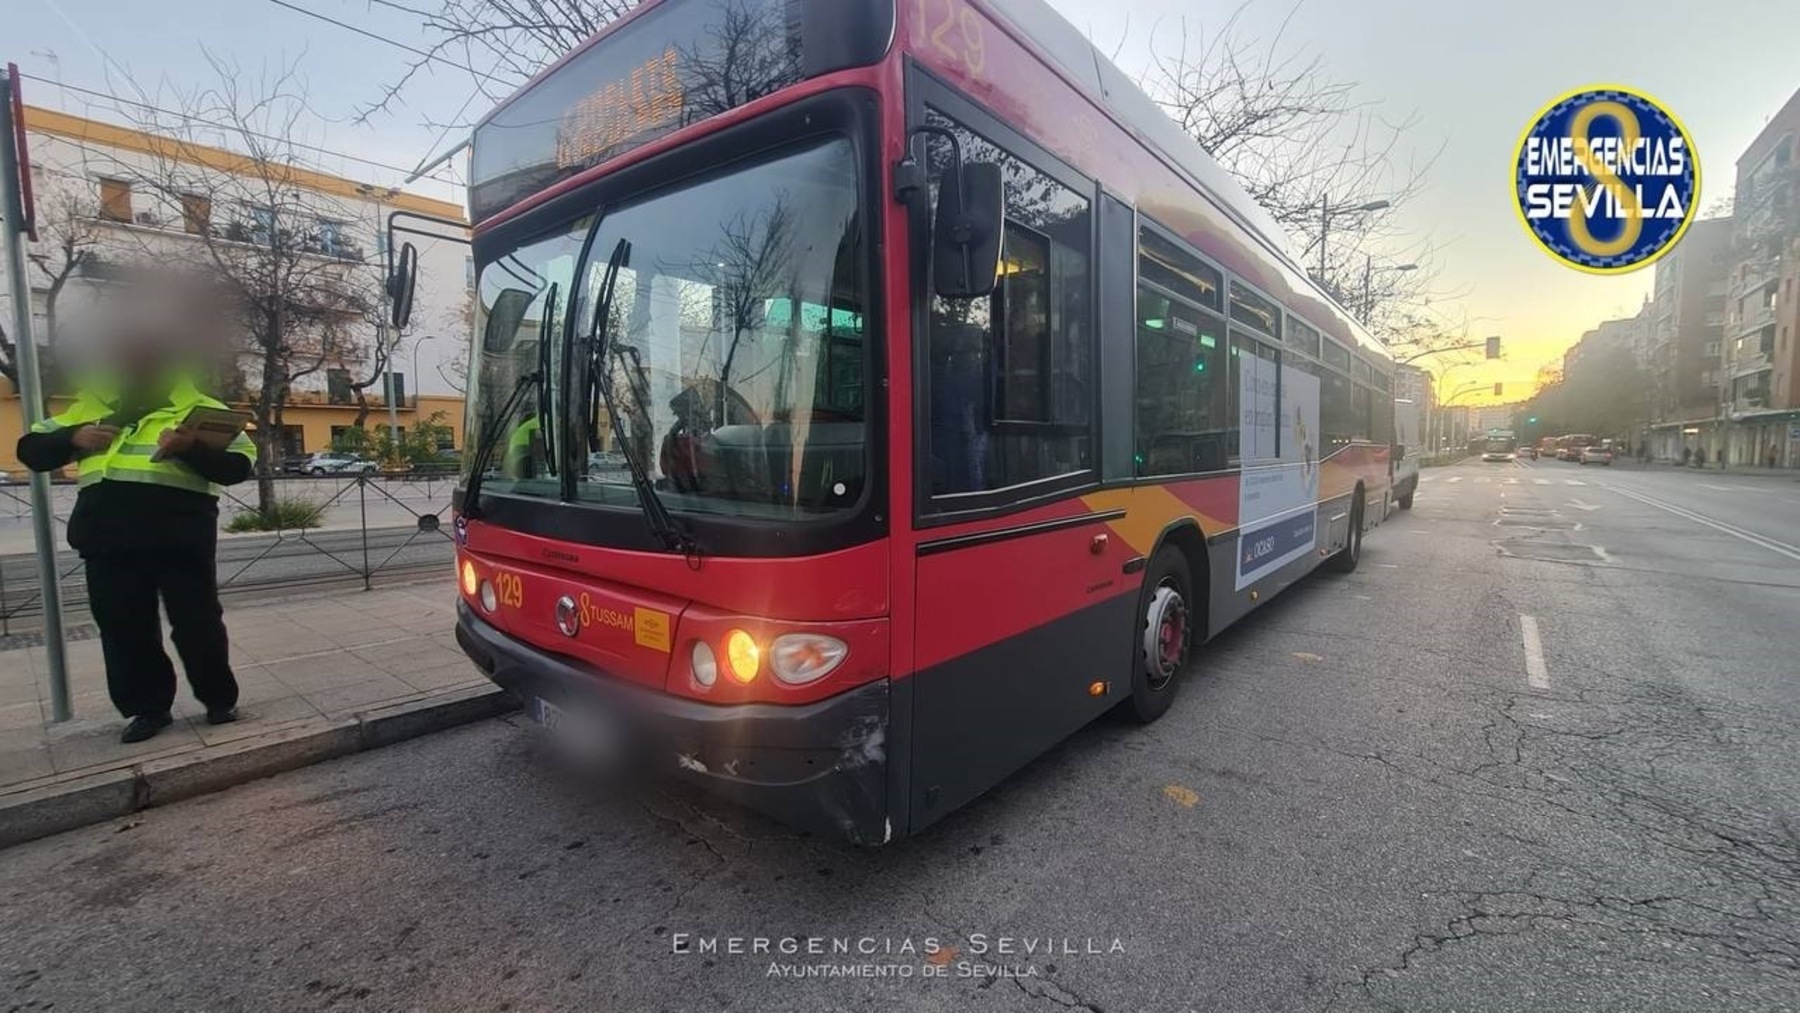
[{"xmin": 151, "ymin": 406, "xmax": 252, "ymax": 462}]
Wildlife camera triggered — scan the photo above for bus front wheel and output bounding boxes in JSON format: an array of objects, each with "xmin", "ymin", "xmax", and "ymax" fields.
[{"xmin": 1129, "ymin": 548, "xmax": 1193, "ymax": 724}]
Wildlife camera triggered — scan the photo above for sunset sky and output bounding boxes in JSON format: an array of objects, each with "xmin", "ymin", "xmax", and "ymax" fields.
[{"xmin": 12, "ymin": 0, "xmax": 1800, "ymax": 407}]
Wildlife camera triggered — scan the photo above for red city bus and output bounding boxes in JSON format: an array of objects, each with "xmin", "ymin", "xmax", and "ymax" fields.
[{"xmin": 438, "ymin": 0, "xmax": 1393, "ymax": 844}]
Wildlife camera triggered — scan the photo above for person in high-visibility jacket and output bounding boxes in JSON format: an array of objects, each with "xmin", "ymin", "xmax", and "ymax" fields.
[
  {"xmin": 503, "ymin": 414, "xmax": 540, "ymax": 479},
  {"xmin": 15, "ymin": 371, "xmax": 257, "ymax": 743}
]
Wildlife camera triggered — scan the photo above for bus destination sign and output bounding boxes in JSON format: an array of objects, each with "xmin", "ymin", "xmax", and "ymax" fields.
[
  {"xmin": 471, "ymin": 0, "xmax": 805, "ymax": 221},
  {"xmin": 554, "ymin": 47, "xmax": 685, "ymax": 171}
]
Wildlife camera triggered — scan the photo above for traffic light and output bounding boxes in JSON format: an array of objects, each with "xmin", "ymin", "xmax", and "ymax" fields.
[
  {"xmin": 1485, "ymin": 336, "xmax": 1502, "ymax": 359},
  {"xmin": 1527, "ymin": 415, "xmax": 1539, "ymax": 425}
]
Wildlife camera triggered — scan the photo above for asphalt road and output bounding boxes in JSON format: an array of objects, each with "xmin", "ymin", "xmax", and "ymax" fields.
[{"xmin": 3, "ymin": 460, "xmax": 1797, "ymax": 1012}]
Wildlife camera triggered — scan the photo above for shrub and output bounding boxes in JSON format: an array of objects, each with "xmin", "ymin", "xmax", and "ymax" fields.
[{"xmin": 225, "ymin": 498, "xmax": 325, "ymax": 532}]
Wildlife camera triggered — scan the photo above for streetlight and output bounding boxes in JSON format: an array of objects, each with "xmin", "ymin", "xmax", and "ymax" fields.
[
  {"xmin": 410, "ymin": 333, "xmax": 436, "ymax": 410},
  {"xmin": 1318, "ymin": 198, "xmax": 1390, "ymax": 280},
  {"xmin": 1360, "ymin": 257, "xmax": 1417, "ymax": 323}
]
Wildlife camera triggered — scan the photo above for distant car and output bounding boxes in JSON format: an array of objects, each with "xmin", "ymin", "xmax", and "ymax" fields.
[
  {"xmin": 588, "ymin": 450, "xmax": 629, "ymax": 475},
  {"xmin": 1557, "ymin": 447, "xmax": 1582, "ymax": 461},
  {"xmin": 302, "ymin": 452, "xmax": 376, "ymax": 475},
  {"xmin": 279, "ymin": 454, "xmax": 314, "ymax": 475},
  {"xmin": 1518, "ymin": 446, "xmax": 1537, "ymax": 460},
  {"xmin": 1578, "ymin": 446, "xmax": 1613, "ymax": 466},
  {"xmin": 1481, "ymin": 448, "xmax": 1516, "ymax": 462}
]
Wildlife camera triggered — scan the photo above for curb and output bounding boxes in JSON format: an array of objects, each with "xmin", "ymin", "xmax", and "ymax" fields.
[{"xmin": 0, "ymin": 684, "xmax": 518, "ymax": 850}]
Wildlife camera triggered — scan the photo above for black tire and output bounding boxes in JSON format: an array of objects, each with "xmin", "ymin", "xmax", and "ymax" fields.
[
  {"xmin": 1128, "ymin": 548, "xmax": 1193, "ymax": 724},
  {"xmin": 1398, "ymin": 486, "xmax": 1414, "ymax": 510},
  {"xmin": 309, "ymin": 467, "xmax": 325, "ymax": 475},
  {"xmin": 1326, "ymin": 493, "xmax": 1363, "ymax": 574}
]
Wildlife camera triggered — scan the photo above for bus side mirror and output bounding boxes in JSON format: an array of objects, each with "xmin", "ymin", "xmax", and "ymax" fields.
[
  {"xmin": 932, "ymin": 162, "xmax": 1004, "ymax": 300},
  {"xmin": 387, "ymin": 241, "xmax": 418, "ymax": 330}
]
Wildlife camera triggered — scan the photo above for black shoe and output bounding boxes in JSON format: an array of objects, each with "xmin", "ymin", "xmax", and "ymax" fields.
[
  {"xmin": 121, "ymin": 713, "xmax": 173, "ymax": 744},
  {"xmin": 205, "ymin": 706, "xmax": 240, "ymax": 726}
]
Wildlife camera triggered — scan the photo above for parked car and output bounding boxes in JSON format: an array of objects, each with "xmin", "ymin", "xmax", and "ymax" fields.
[
  {"xmin": 279, "ymin": 454, "xmax": 315, "ymax": 475},
  {"xmin": 302, "ymin": 452, "xmax": 376, "ymax": 475},
  {"xmin": 1517, "ymin": 446, "xmax": 1537, "ymax": 460},
  {"xmin": 588, "ymin": 450, "xmax": 629, "ymax": 476},
  {"xmin": 1578, "ymin": 446, "xmax": 1613, "ymax": 466}
]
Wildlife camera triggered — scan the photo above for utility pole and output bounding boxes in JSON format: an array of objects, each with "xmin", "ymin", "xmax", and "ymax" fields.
[
  {"xmin": 1316, "ymin": 197, "xmax": 1391, "ymax": 292},
  {"xmin": 2, "ymin": 66, "xmax": 71, "ymax": 721},
  {"xmin": 382, "ymin": 318, "xmax": 399, "ymax": 451},
  {"xmin": 1360, "ymin": 256, "xmax": 1418, "ymax": 324}
]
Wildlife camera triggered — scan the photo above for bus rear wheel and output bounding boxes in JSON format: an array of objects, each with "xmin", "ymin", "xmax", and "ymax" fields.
[
  {"xmin": 1326, "ymin": 495, "xmax": 1363, "ymax": 573},
  {"xmin": 1129, "ymin": 548, "xmax": 1193, "ymax": 724}
]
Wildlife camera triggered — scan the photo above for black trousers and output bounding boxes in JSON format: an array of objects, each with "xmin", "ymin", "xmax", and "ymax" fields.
[{"xmin": 83, "ymin": 545, "xmax": 238, "ymax": 719}]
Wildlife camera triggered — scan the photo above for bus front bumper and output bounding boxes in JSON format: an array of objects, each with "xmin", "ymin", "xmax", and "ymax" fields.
[{"xmin": 455, "ymin": 601, "xmax": 892, "ymax": 845}]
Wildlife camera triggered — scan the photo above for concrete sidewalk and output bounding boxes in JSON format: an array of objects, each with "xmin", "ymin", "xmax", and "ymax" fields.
[
  {"xmin": 0, "ymin": 579, "xmax": 514, "ymax": 847},
  {"xmin": 1619, "ymin": 460, "xmax": 1800, "ymax": 480}
]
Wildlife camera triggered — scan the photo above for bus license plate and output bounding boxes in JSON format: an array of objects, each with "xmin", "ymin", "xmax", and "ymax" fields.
[
  {"xmin": 532, "ymin": 697, "xmax": 564, "ymax": 729},
  {"xmin": 532, "ymin": 698, "xmax": 615, "ymax": 761}
]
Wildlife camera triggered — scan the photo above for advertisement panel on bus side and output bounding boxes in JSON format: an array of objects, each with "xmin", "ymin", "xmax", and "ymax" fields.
[{"xmin": 1236, "ymin": 352, "xmax": 1321, "ymax": 589}]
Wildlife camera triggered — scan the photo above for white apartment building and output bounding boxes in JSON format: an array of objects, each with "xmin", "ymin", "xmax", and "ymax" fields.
[{"xmin": 8, "ymin": 105, "xmax": 470, "ymax": 407}]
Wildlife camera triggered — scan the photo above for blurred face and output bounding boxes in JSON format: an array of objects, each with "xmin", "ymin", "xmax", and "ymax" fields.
[{"xmin": 89, "ymin": 272, "xmax": 230, "ymax": 388}]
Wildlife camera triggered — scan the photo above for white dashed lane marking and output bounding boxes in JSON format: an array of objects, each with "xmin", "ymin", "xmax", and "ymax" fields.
[{"xmin": 1520, "ymin": 615, "xmax": 1550, "ymax": 690}]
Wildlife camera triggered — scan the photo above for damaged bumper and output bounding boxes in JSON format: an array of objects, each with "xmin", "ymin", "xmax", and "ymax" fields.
[{"xmin": 455, "ymin": 601, "xmax": 892, "ymax": 844}]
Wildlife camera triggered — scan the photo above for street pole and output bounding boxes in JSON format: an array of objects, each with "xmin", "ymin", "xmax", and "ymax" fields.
[
  {"xmin": 410, "ymin": 334, "xmax": 433, "ymax": 410},
  {"xmin": 1361, "ymin": 255, "xmax": 1372, "ymax": 322},
  {"xmin": 1319, "ymin": 198, "xmax": 1330, "ymax": 280},
  {"xmin": 1, "ymin": 69, "xmax": 71, "ymax": 722},
  {"xmin": 382, "ymin": 319, "xmax": 399, "ymax": 451}
]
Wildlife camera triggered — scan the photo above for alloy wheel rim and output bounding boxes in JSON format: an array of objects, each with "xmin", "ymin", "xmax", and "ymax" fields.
[{"xmin": 1144, "ymin": 583, "xmax": 1188, "ymax": 690}]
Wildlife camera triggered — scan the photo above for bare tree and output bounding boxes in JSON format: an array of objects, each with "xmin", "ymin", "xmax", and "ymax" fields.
[
  {"xmin": 1134, "ymin": 2, "xmax": 1445, "ymax": 330},
  {"xmin": 360, "ymin": 0, "xmax": 636, "ymax": 121},
  {"xmin": 99, "ymin": 53, "xmax": 384, "ymax": 511},
  {"xmin": 26, "ymin": 190, "xmax": 104, "ymax": 359},
  {"xmin": 0, "ymin": 190, "xmax": 103, "ymax": 395},
  {"xmin": 0, "ymin": 321, "xmax": 18, "ymax": 387}
]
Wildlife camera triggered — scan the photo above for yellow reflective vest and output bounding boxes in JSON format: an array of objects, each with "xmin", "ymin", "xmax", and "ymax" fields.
[
  {"xmin": 30, "ymin": 377, "xmax": 257, "ymax": 497},
  {"xmin": 503, "ymin": 415, "xmax": 540, "ymax": 479}
]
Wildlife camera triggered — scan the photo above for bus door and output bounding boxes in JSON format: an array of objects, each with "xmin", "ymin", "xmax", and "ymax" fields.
[{"xmin": 903, "ymin": 105, "xmax": 1131, "ymax": 830}]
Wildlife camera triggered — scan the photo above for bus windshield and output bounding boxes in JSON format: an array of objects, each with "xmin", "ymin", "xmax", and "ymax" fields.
[{"xmin": 466, "ymin": 136, "xmax": 870, "ymax": 522}]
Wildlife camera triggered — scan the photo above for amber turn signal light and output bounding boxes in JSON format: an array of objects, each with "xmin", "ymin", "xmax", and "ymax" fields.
[{"xmin": 724, "ymin": 629, "xmax": 760, "ymax": 683}]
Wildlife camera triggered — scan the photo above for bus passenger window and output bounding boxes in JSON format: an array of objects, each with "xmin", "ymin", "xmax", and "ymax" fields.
[
  {"xmin": 922, "ymin": 109, "xmax": 1094, "ymax": 504},
  {"xmin": 1320, "ymin": 369, "xmax": 1356, "ymax": 450},
  {"xmin": 1134, "ymin": 287, "xmax": 1228, "ymax": 477}
]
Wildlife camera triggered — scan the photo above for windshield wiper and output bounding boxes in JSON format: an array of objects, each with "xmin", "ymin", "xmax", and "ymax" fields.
[
  {"xmin": 463, "ymin": 282, "xmax": 558, "ymax": 517},
  {"xmin": 536, "ymin": 283, "xmax": 559, "ymax": 476},
  {"xmin": 584, "ymin": 238, "xmax": 698, "ymax": 560},
  {"xmin": 461, "ymin": 368, "xmax": 541, "ymax": 517}
]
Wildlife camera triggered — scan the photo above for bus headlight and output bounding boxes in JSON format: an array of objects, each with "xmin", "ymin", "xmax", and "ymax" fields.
[
  {"xmin": 691, "ymin": 641, "xmax": 718, "ymax": 688},
  {"xmin": 460, "ymin": 559, "xmax": 479, "ymax": 597},
  {"xmin": 724, "ymin": 629, "xmax": 760, "ymax": 683},
  {"xmin": 770, "ymin": 634, "xmax": 848, "ymax": 686},
  {"xmin": 478, "ymin": 580, "xmax": 498, "ymax": 613}
]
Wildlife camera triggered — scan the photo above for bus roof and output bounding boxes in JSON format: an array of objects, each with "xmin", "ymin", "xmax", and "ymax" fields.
[{"xmin": 972, "ymin": 0, "xmax": 1387, "ymax": 363}]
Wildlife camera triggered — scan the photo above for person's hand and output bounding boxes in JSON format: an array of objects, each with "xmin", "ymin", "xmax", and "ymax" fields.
[
  {"xmin": 71, "ymin": 425, "xmax": 120, "ymax": 454},
  {"xmin": 157, "ymin": 428, "xmax": 196, "ymax": 456}
]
